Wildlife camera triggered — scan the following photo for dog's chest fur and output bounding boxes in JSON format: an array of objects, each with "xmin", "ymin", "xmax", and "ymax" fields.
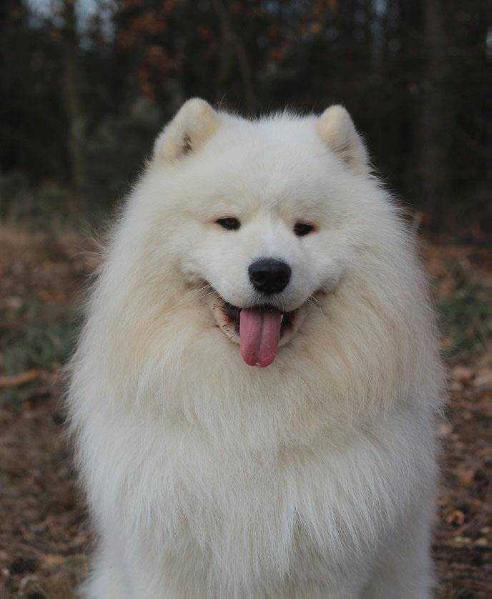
[{"xmin": 98, "ymin": 404, "xmax": 430, "ymax": 595}]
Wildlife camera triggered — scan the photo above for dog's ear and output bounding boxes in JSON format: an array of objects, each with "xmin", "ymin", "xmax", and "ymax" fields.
[
  {"xmin": 316, "ymin": 105, "xmax": 369, "ymax": 175},
  {"xmin": 153, "ymin": 98, "xmax": 219, "ymax": 162}
]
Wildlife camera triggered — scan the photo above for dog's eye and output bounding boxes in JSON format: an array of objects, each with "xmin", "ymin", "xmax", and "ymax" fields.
[
  {"xmin": 216, "ymin": 217, "xmax": 241, "ymax": 231},
  {"xmin": 293, "ymin": 222, "xmax": 315, "ymax": 237}
]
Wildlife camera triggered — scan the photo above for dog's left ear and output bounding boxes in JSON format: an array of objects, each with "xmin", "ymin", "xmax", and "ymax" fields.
[
  {"xmin": 153, "ymin": 98, "xmax": 219, "ymax": 162},
  {"xmin": 316, "ymin": 105, "xmax": 369, "ymax": 175}
]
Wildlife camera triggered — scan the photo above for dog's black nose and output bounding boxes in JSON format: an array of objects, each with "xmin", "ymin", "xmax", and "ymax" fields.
[{"xmin": 248, "ymin": 258, "xmax": 291, "ymax": 295}]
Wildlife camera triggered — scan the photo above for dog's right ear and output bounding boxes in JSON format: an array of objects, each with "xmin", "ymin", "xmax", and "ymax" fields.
[{"xmin": 153, "ymin": 98, "xmax": 219, "ymax": 163}]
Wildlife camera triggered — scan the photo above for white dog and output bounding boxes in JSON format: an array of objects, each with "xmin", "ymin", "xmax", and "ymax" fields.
[{"xmin": 68, "ymin": 99, "xmax": 444, "ymax": 598}]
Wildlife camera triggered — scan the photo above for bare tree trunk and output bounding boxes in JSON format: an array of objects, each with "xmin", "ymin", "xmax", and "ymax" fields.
[
  {"xmin": 211, "ymin": 0, "xmax": 258, "ymax": 113},
  {"xmin": 419, "ymin": 0, "xmax": 452, "ymax": 227},
  {"xmin": 61, "ymin": 0, "xmax": 86, "ymax": 209},
  {"xmin": 362, "ymin": 0, "xmax": 374, "ymax": 67}
]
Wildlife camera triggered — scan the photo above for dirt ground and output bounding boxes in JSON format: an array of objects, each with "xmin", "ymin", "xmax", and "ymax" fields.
[{"xmin": 0, "ymin": 225, "xmax": 490, "ymax": 598}]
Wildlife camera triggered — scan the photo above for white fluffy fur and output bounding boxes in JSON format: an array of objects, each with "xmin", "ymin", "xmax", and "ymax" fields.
[{"xmin": 68, "ymin": 99, "xmax": 444, "ymax": 598}]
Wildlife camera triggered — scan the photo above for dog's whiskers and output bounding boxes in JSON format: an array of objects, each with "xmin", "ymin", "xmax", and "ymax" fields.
[{"xmin": 307, "ymin": 295, "xmax": 328, "ymax": 318}]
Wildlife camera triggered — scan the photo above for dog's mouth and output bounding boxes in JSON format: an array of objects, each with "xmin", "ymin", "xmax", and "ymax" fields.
[{"xmin": 208, "ymin": 293, "xmax": 305, "ymax": 368}]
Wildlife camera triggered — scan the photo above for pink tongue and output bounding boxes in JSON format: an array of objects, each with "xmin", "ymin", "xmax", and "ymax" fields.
[{"xmin": 239, "ymin": 309, "xmax": 282, "ymax": 367}]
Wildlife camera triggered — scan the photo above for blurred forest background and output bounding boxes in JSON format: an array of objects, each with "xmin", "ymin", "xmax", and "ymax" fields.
[
  {"xmin": 0, "ymin": 1, "xmax": 490, "ymax": 597},
  {"xmin": 0, "ymin": 0, "xmax": 489, "ymax": 232}
]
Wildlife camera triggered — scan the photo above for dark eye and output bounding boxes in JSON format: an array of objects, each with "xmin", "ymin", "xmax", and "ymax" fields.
[
  {"xmin": 294, "ymin": 222, "xmax": 315, "ymax": 237},
  {"xmin": 216, "ymin": 217, "xmax": 241, "ymax": 230}
]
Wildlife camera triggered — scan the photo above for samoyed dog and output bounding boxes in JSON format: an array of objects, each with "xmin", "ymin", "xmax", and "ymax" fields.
[{"xmin": 69, "ymin": 99, "xmax": 444, "ymax": 598}]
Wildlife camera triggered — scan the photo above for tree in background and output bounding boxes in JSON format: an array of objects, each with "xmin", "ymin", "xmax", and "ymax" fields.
[
  {"xmin": 60, "ymin": 0, "xmax": 87, "ymax": 208},
  {"xmin": 419, "ymin": 0, "xmax": 452, "ymax": 227},
  {"xmin": 0, "ymin": 0, "xmax": 488, "ymax": 233},
  {"xmin": 0, "ymin": 1, "xmax": 68, "ymax": 182}
]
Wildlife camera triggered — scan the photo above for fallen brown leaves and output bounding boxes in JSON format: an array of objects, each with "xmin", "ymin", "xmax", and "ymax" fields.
[
  {"xmin": 434, "ymin": 349, "xmax": 492, "ymax": 597},
  {"xmin": 0, "ymin": 226, "xmax": 490, "ymax": 597}
]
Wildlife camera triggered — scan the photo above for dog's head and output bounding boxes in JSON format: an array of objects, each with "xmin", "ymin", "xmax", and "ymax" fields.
[{"xmin": 135, "ymin": 99, "xmax": 393, "ymax": 367}]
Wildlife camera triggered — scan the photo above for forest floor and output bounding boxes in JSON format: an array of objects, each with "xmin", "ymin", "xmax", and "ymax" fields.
[{"xmin": 0, "ymin": 224, "xmax": 490, "ymax": 598}]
